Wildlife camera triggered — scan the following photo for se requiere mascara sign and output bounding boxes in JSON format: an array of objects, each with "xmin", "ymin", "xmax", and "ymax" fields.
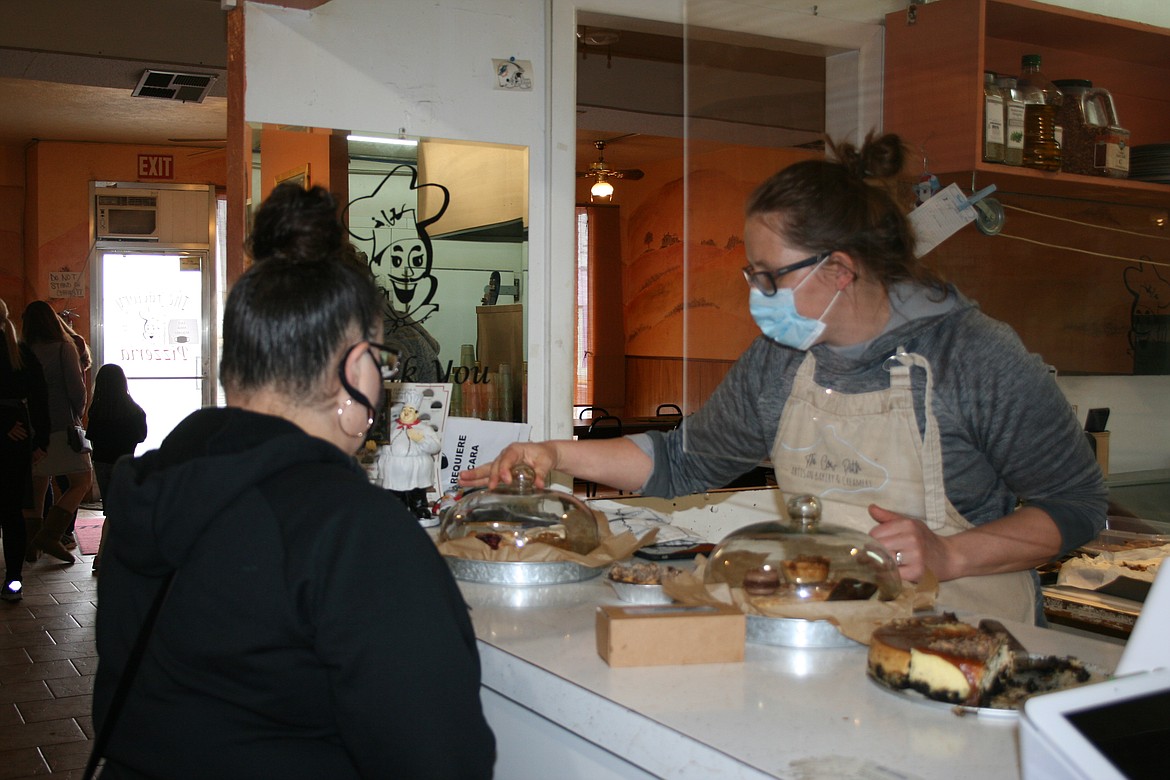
[
  {"xmin": 48, "ymin": 271, "xmax": 84, "ymax": 299},
  {"xmin": 138, "ymin": 154, "xmax": 174, "ymax": 180}
]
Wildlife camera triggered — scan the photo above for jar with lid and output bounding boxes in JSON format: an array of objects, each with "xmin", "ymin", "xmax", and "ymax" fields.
[
  {"xmin": 1017, "ymin": 54, "xmax": 1063, "ymax": 171},
  {"xmin": 982, "ymin": 71, "xmax": 1005, "ymax": 163},
  {"xmin": 995, "ymin": 75, "xmax": 1025, "ymax": 166},
  {"xmin": 1054, "ymin": 79, "xmax": 1130, "ymax": 178}
]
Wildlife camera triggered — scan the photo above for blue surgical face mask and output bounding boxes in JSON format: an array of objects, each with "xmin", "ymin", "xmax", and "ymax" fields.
[{"xmin": 748, "ymin": 263, "xmax": 839, "ymax": 350}]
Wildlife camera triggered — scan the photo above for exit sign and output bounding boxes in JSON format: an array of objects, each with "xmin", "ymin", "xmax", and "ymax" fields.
[{"xmin": 138, "ymin": 154, "xmax": 174, "ymax": 180}]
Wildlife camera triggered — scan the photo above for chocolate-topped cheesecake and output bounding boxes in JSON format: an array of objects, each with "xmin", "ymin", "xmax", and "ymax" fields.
[
  {"xmin": 868, "ymin": 614, "xmax": 1010, "ymax": 707},
  {"xmin": 868, "ymin": 613, "xmax": 1095, "ymax": 709}
]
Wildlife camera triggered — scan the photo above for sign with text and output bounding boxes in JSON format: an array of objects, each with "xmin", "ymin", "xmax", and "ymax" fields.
[
  {"xmin": 138, "ymin": 154, "xmax": 175, "ymax": 180},
  {"xmin": 439, "ymin": 417, "xmax": 531, "ymax": 495},
  {"xmin": 48, "ymin": 271, "xmax": 84, "ymax": 298}
]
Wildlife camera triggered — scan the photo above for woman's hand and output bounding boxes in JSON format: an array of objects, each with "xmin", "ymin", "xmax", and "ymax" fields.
[
  {"xmin": 7, "ymin": 420, "xmax": 28, "ymax": 442},
  {"xmin": 868, "ymin": 504, "xmax": 957, "ymax": 583},
  {"xmin": 459, "ymin": 442, "xmax": 560, "ymax": 490}
]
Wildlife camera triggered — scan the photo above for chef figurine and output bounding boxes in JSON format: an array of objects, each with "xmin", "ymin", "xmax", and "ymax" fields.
[{"xmin": 377, "ymin": 387, "xmax": 442, "ymax": 523}]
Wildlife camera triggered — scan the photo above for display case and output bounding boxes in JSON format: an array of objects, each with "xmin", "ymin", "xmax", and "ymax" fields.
[{"xmin": 884, "ymin": 0, "xmax": 1170, "ymax": 208}]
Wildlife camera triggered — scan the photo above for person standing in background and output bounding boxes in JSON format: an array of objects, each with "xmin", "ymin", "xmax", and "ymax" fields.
[
  {"xmin": 50, "ymin": 311, "xmax": 92, "ymax": 550},
  {"xmin": 21, "ymin": 300, "xmax": 92, "ymax": 564},
  {"xmin": 85, "ymin": 363, "xmax": 147, "ymax": 571},
  {"xmin": 1, "ymin": 299, "xmax": 50, "ymax": 601}
]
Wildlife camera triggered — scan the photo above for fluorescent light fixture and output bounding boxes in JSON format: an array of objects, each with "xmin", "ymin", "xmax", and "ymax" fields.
[{"xmin": 347, "ymin": 134, "xmax": 418, "ymax": 147}]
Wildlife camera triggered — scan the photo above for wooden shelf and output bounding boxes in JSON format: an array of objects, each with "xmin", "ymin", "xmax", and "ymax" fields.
[{"xmin": 884, "ymin": 0, "xmax": 1170, "ymax": 209}]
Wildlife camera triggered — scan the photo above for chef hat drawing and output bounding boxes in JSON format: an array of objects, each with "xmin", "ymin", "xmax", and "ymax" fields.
[{"xmin": 399, "ymin": 387, "xmax": 425, "ymax": 411}]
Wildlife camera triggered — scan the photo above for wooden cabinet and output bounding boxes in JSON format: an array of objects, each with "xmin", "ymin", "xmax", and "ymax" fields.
[{"xmin": 884, "ymin": 0, "xmax": 1170, "ymax": 208}]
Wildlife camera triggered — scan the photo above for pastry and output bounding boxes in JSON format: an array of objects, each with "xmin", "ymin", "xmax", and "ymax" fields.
[
  {"xmin": 781, "ymin": 554, "xmax": 830, "ymax": 584},
  {"xmin": 742, "ymin": 566, "xmax": 781, "ymax": 595},
  {"xmin": 868, "ymin": 614, "xmax": 1094, "ymax": 709}
]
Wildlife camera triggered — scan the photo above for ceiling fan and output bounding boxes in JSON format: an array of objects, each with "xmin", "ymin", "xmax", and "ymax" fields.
[{"xmin": 577, "ymin": 138, "xmax": 644, "ymax": 198}]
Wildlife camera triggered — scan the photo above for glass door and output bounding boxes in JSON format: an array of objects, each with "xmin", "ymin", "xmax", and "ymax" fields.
[{"xmin": 92, "ymin": 250, "xmax": 214, "ymax": 453}]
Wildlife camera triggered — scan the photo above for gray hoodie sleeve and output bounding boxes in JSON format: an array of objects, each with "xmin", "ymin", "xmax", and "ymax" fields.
[{"xmin": 641, "ymin": 337, "xmax": 801, "ymax": 498}]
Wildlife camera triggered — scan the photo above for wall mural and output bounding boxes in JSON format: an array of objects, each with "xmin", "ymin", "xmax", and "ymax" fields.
[{"xmin": 345, "ymin": 164, "xmax": 450, "ymax": 382}]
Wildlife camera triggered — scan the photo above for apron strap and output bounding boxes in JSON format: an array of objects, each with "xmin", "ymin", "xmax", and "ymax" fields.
[{"xmin": 887, "ymin": 348, "xmax": 947, "ymax": 530}]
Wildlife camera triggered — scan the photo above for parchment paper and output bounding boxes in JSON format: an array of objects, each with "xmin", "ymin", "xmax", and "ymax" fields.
[{"xmin": 436, "ymin": 510, "xmax": 656, "ymax": 566}]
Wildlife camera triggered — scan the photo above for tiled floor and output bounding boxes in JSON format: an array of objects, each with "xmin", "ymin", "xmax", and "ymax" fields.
[{"xmin": 0, "ymin": 509, "xmax": 102, "ymax": 780}]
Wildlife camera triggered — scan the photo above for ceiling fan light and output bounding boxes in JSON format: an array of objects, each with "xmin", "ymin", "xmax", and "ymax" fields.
[{"xmin": 591, "ymin": 178, "xmax": 614, "ymax": 198}]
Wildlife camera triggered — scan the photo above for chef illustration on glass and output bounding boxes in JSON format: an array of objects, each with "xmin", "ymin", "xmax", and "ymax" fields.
[
  {"xmin": 346, "ymin": 164, "xmax": 449, "ymax": 330},
  {"xmin": 346, "ymin": 164, "xmax": 450, "ymax": 381},
  {"xmin": 377, "ymin": 387, "xmax": 442, "ymax": 523}
]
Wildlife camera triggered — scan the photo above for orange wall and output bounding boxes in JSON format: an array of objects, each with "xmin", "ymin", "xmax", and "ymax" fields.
[
  {"xmin": 617, "ymin": 146, "xmax": 819, "ymax": 361},
  {"xmin": 22, "ymin": 141, "xmax": 226, "ymax": 347},
  {"xmin": 0, "ymin": 144, "xmax": 24, "ymax": 309}
]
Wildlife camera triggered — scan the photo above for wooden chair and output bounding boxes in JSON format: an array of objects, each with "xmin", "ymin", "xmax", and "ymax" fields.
[{"xmin": 578, "ymin": 415, "xmax": 624, "ymax": 498}]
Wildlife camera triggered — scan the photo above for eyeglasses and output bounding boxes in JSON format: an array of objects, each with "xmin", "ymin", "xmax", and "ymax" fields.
[
  {"xmin": 365, "ymin": 342, "xmax": 400, "ymax": 380},
  {"xmin": 741, "ymin": 252, "xmax": 827, "ymax": 297}
]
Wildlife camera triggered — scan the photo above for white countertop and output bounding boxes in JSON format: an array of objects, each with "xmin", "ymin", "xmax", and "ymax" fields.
[
  {"xmin": 463, "ymin": 572, "xmax": 1125, "ymax": 780},
  {"xmin": 456, "ymin": 491, "xmax": 1123, "ymax": 776}
]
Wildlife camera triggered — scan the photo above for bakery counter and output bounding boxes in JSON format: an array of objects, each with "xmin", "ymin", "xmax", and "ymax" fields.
[{"xmin": 465, "ymin": 572, "xmax": 1124, "ymax": 779}]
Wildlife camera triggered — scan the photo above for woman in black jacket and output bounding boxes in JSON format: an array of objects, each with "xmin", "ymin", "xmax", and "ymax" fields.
[
  {"xmin": 1, "ymin": 298, "xmax": 50, "ymax": 601},
  {"xmin": 92, "ymin": 184, "xmax": 495, "ymax": 779}
]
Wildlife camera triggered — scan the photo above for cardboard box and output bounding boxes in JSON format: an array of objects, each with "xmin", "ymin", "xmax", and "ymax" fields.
[
  {"xmin": 595, "ymin": 603, "xmax": 746, "ymax": 667},
  {"xmin": 1089, "ymin": 431, "xmax": 1110, "ymax": 478}
]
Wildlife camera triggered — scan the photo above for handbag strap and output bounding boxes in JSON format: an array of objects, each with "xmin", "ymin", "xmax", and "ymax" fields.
[{"xmin": 83, "ymin": 571, "xmax": 177, "ymax": 780}]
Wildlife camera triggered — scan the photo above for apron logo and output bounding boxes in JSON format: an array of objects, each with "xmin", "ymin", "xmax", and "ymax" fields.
[{"xmin": 781, "ymin": 428, "xmax": 889, "ymax": 495}]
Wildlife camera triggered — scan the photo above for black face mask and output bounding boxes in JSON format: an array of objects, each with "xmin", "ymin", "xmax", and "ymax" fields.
[{"xmin": 337, "ymin": 341, "xmax": 398, "ymax": 425}]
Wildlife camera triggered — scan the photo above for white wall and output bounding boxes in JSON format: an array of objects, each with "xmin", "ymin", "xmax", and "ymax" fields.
[{"xmin": 244, "ymin": 0, "xmax": 1170, "ymax": 471}]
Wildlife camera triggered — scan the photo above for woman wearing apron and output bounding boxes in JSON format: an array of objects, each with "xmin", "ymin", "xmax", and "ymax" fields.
[{"xmin": 463, "ymin": 133, "xmax": 1107, "ymax": 625}]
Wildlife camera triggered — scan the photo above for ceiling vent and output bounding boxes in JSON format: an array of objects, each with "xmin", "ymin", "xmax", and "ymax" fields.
[{"xmin": 132, "ymin": 70, "xmax": 218, "ymax": 103}]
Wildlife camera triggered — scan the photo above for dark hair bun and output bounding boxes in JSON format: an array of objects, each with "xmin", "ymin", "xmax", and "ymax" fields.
[
  {"xmin": 247, "ymin": 183, "xmax": 347, "ymax": 264},
  {"xmin": 830, "ymin": 132, "xmax": 906, "ymax": 181}
]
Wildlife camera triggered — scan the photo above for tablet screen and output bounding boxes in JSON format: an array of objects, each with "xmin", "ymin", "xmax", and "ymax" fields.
[{"xmin": 1066, "ymin": 689, "xmax": 1170, "ymax": 779}]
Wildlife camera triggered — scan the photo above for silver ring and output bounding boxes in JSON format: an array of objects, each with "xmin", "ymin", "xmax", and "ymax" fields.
[{"xmin": 895, "ymin": 551, "xmax": 904, "ymax": 566}]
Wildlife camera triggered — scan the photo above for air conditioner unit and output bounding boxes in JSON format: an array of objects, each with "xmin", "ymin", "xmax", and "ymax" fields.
[
  {"xmin": 94, "ymin": 186, "xmax": 212, "ymax": 245},
  {"xmin": 95, "ymin": 187, "xmax": 160, "ymax": 240}
]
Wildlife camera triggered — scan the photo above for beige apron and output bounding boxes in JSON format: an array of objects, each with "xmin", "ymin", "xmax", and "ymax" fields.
[{"xmin": 771, "ymin": 349, "xmax": 1036, "ymax": 624}]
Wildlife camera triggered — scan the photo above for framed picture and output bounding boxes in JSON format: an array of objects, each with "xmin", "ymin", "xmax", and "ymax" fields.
[{"xmin": 275, "ymin": 163, "xmax": 310, "ymax": 189}]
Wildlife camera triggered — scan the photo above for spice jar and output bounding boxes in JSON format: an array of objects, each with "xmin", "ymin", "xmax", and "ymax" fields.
[{"xmin": 1054, "ymin": 79, "xmax": 1130, "ymax": 178}]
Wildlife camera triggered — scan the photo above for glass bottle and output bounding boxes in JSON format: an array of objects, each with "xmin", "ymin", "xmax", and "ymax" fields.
[
  {"xmin": 1018, "ymin": 54, "xmax": 1062, "ymax": 171},
  {"xmin": 996, "ymin": 75, "xmax": 1025, "ymax": 166},
  {"xmin": 982, "ymin": 71, "xmax": 1005, "ymax": 163}
]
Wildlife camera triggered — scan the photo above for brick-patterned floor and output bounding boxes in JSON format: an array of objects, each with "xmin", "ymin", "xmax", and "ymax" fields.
[{"xmin": 1, "ymin": 510, "xmax": 101, "ymax": 779}]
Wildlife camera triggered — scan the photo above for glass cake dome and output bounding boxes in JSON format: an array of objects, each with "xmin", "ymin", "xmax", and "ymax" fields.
[
  {"xmin": 438, "ymin": 464, "xmax": 601, "ymax": 555},
  {"xmin": 704, "ymin": 494, "xmax": 901, "ymax": 603}
]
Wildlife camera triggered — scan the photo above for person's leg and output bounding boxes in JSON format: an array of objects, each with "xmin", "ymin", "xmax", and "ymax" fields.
[
  {"xmin": 33, "ymin": 470, "xmax": 90, "ymax": 563},
  {"xmin": 55, "ymin": 469, "xmax": 92, "ymax": 515},
  {"xmin": 1, "ymin": 445, "xmax": 30, "ymax": 596},
  {"xmin": 24, "ymin": 474, "xmax": 50, "ymax": 561},
  {"xmin": 55, "ymin": 475, "xmax": 77, "ymax": 545}
]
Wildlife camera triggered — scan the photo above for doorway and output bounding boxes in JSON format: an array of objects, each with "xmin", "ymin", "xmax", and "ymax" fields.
[{"xmin": 91, "ymin": 250, "xmax": 216, "ymax": 453}]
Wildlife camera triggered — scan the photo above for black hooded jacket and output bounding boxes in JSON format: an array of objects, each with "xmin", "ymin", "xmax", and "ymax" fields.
[{"xmin": 93, "ymin": 407, "xmax": 495, "ymax": 779}]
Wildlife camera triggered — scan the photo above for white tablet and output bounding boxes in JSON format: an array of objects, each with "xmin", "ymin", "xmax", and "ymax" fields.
[{"xmin": 1020, "ymin": 666, "xmax": 1170, "ymax": 780}]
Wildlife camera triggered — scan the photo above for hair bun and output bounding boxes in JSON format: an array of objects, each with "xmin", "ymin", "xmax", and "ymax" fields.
[
  {"xmin": 829, "ymin": 132, "xmax": 906, "ymax": 181},
  {"xmin": 247, "ymin": 183, "xmax": 346, "ymax": 264}
]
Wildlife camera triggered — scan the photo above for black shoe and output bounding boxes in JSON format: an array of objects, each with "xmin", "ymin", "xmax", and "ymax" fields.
[{"xmin": 1, "ymin": 580, "xmax": 22, "ymax": 602}]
